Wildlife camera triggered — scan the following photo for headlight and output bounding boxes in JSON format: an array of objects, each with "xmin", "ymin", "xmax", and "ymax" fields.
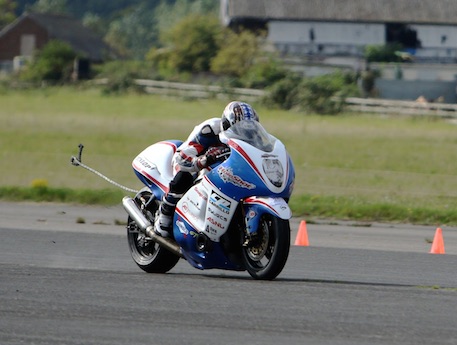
[{"xmin": 262, "ymin": 158, "xmax": 284, "ymax": 187}]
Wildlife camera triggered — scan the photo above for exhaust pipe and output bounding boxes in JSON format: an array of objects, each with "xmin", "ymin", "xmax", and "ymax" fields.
[{"xmin": 122, "ymin": 196, "xmax": 183, "ymax": 257}]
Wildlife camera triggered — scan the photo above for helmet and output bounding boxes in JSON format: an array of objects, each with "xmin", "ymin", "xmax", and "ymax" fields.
[{"xmin": 221, "ymin": 101, "xmax": 259, "ymax": 131}]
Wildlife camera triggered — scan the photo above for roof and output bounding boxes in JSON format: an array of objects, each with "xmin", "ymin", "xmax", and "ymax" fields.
[
  {"xmin": 0, "ymin": 12, "xmax": 115, "ymax": 61},
  {"xmin": 223, "ymin": 0, "xmax": 457, "ymax": 25}
]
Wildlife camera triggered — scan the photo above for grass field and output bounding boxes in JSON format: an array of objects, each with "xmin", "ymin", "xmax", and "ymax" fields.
[{"xmin": 2, "ymin": 86, "xmax": 457, "ymax": 225}]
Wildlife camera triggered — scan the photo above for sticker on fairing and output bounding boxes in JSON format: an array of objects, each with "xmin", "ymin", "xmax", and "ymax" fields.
[
  {"xmin": 209, "ymin": 191, "xmax": 231, "ymax": 214},
  {"xmin": 176, "ymin": 220, "xmax": 189, "ymax": 235},
  {"xmin": 217, "ymin": 166, "xmax": 256, "ymax": 189}
]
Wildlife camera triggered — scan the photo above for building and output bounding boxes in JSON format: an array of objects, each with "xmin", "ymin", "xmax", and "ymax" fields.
[
  {"xmin": 0, "ymin": 12, "xmax": 115, "ymax": 73},
  {"xmin": 221, "ymin": 0, "xmax": 457, "ymax": 63}
]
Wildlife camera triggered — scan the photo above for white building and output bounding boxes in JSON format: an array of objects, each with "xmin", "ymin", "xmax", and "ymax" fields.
[{"xmin": 221, "ymin": 0, "xmax": 457, "ymax": 63}]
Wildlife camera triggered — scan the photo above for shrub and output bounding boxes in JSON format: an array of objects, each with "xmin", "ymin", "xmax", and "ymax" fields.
[
  {"xmin": 264, "ymin": 70, "xmax": 360, "ymax": 114},
  {"xmin": 20, "ymin": 40, "xmax": 78, "ymax": 82},
  {"xmin": 297, "ymin": 71, "xmax": 359, "ymax": 114},
  {"xmin": 240, "ymin": 57, "xmax": 288, "ymax": 89},
  {"xmin": 263, "ymin": 72, "xmax": 302, "ymax": 110},
  {"xmin": 96, "ymin": 60, "xmax": 157, "ymax": 79},
  {"xmin": 96, "ymin": 60, "xmax": 157, "ymax": 94},
  {"xmin": 364, "ymin": 43, "xmax": 403, "ymax": 63}
]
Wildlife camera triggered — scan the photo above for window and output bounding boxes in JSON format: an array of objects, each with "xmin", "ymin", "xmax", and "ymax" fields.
[{"xmin": 20, "ymin": 34, "xmax": 36, "ymax": 56}]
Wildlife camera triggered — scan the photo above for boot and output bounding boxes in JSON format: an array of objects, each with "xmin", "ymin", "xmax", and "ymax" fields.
[{"xmin": 154, "ymin": 192, "xmax": 181, "ymax": 238}]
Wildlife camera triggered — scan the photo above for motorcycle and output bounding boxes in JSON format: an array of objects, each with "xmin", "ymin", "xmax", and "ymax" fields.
[{"xmin": 122, "ymin": 119, "xmax": 295, "ymax": 280}]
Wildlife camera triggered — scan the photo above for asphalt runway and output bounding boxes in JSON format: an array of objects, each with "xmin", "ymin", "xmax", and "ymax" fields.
[{"xmin": 1, "ymin": 202, "xmax": 457, "ymax": 345}]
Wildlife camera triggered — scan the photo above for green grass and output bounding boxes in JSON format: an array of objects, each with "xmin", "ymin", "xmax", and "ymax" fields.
[
  {"xmin": 0, "ymin": 185, "xmax": 124, "ymax": 205},
  {"xmin": 2, "ymin": 86, "xmax": 457, "ymax": 225}
]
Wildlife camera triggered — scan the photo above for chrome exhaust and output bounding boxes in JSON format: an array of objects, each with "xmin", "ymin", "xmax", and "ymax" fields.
[{"xmin": 122, "ymin": 196, "xmax": 183, "ymax": 257}]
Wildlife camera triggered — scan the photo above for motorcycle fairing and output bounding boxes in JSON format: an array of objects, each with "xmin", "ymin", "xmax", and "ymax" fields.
[
  {"xmin": 174, "ymin": 224, "xmax": 243, "ymax": 271},
  {"xmin": 174, "ymin": 177, "xmax": 238, "ymax": 242},
  {"xmin": 132, "ymin": 140, "xmax": 182, "ymax": 199},
  {"xmin": 173, "ymin": 176, "xmax": 243, "ymax": 270},
  {"xmin": 207, "ymin": 138, "xmax": 295, "ymax": 202},
  {"xmin": 180, "ymin": 244, "xmax": 244, "ymax": 270}
]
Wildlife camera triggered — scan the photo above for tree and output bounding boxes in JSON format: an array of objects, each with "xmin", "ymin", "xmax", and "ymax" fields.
[
  {"xmin": 104, "ymin": 3, "xmax": 158, "ymax": 59},
  {"xmin": 81, "ymin": 12, "xmax": 106, "ymax": 36},
  {"xmin": 154, "ymin": 0, "xmax": 218, "ymax": 35},
  {"xmin": 159, "ymin": 14, "xmax": 223, "ymax": 73},
  {"xmin": 0, "ymin": 0, "xmax": 17, "ymax": 28},
  {"xmin": 29, "ymin": 0, "xmax": 68, "ymax": 14},
  {"xmin": 210, "ymin": 30, "xmax": 259, "ymax": 77},
  {"xmin": 66, "ymin": 0, "xmax": 144, "ymax": 18}
]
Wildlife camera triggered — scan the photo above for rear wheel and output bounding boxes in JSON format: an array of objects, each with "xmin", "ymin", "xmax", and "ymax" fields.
[
  {"xmin": 242, "ymin": 214, "xmax": 290, "ymax": 280},
  {"xmin": 126, "ymin": 191, "xmax": 180, "ymax": 273}
]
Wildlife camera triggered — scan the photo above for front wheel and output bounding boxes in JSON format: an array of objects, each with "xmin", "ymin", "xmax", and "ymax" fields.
[{"xmin": 241, "ymin": 214, "xmax": 290, "ymax": 280}]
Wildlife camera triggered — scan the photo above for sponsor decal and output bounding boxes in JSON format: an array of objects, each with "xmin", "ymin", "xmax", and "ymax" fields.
[
  {"xmin": 177, "ymin": 220, "xmax": 199, "ymax": 238},
  {"xmin": 207, "ymin": 216, "xmax": 224, "ymax": 229},
  {"xmin": 134, "ymin": 156, "xmax": 154, "ymax": 170},
  {"xmin": 208, "ymin": 207, "xmax": 228, "ymax": 222},
  {"xmin": 217, "ymin": 166, "xmax": 255, "ymax": 190},
  {"xmin": 176, "ymin": 220, "xmax": 188, "ymax": 236},
  {"xmin": 194, "ymin": 186, "xmax": 208, "ymax": 201},
  {"xmin": 181, "ymin": 196, "xmax": 199, "ymax": 220},
  {"xmin": 189, "ymin": 198, "xmax": 200, "ymax": 210},
  {"xmin": 261, "ymin": 154, "xmax": 278, "ymax": 158},
  {"xmin": 209, "ymin": 191, "xmax": 231, "ymax": 214},
  {"xmin": 205, "ymin": 225, "xmax": 218, "ymax": 236}
]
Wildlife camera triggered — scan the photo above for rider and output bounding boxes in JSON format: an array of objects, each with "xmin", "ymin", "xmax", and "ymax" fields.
[{"xmin": 154, "ymin": 101, "xmax": 259, "ymax": 238}]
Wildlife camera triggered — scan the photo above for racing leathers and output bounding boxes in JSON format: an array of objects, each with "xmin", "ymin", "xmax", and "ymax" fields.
[{"xmin": 155, "ymin": 118, "xmax": 228, "ymax": 238}]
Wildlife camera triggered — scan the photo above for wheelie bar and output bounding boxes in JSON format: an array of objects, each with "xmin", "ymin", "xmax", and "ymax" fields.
[{"xmin": 122, "ymin": 197, "xmax": 183, "ymax": 257}]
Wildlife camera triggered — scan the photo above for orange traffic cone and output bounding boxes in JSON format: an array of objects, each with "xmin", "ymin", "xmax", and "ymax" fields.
[
  {"xmin": 430, "ymin": 228, "xmax": 445, "ymax": 254},
  {"xmin": 294, "ymin": 220, "xmax": 309, "ymax": 246}
]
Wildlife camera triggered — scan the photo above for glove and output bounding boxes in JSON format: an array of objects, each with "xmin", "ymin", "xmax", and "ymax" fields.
[{"xmin": 197, "ymin": 146, "xmax": 230, "ymax": 168}]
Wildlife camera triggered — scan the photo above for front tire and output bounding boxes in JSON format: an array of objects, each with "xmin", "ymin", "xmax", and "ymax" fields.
[
  {"xmin": 126, "ymin": 191, "xmax": 180, "ymax": 273},
  {"xmin": 241, "ymin": 214, "xmax": 290, "ymax": 280}
]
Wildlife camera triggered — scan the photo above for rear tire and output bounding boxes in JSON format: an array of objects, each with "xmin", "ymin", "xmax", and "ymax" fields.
[
  {"xmin": 126, "ymin": 191, "xmax": 179, "ymax": 273},
  {"xmin": 241, "ymin": 214, "xmax": 290, "ymax": 280}
]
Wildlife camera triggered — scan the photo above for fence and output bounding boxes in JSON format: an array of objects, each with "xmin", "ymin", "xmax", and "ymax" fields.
[
  {"xmin": 134, "ymin": 79, "xmax": 266, "ymax": 102},
  {"xmin": 345, "ymin": 97, "xmax": 457, "ymax": 118},
  {"xmin": 96, "ymin": 78, "xmax": 457, "ymax": 118}
]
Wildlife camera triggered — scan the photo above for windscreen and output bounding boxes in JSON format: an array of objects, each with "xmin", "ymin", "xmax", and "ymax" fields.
[{"xmin": 224, "ymin": 120, "xmax": 275, "ymax": 152}]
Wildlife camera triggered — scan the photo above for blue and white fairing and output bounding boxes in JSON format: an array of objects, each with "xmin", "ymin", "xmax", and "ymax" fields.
[{"xmin": 173, "ymin": 120, "xmax": 295, "ymax": 269}]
